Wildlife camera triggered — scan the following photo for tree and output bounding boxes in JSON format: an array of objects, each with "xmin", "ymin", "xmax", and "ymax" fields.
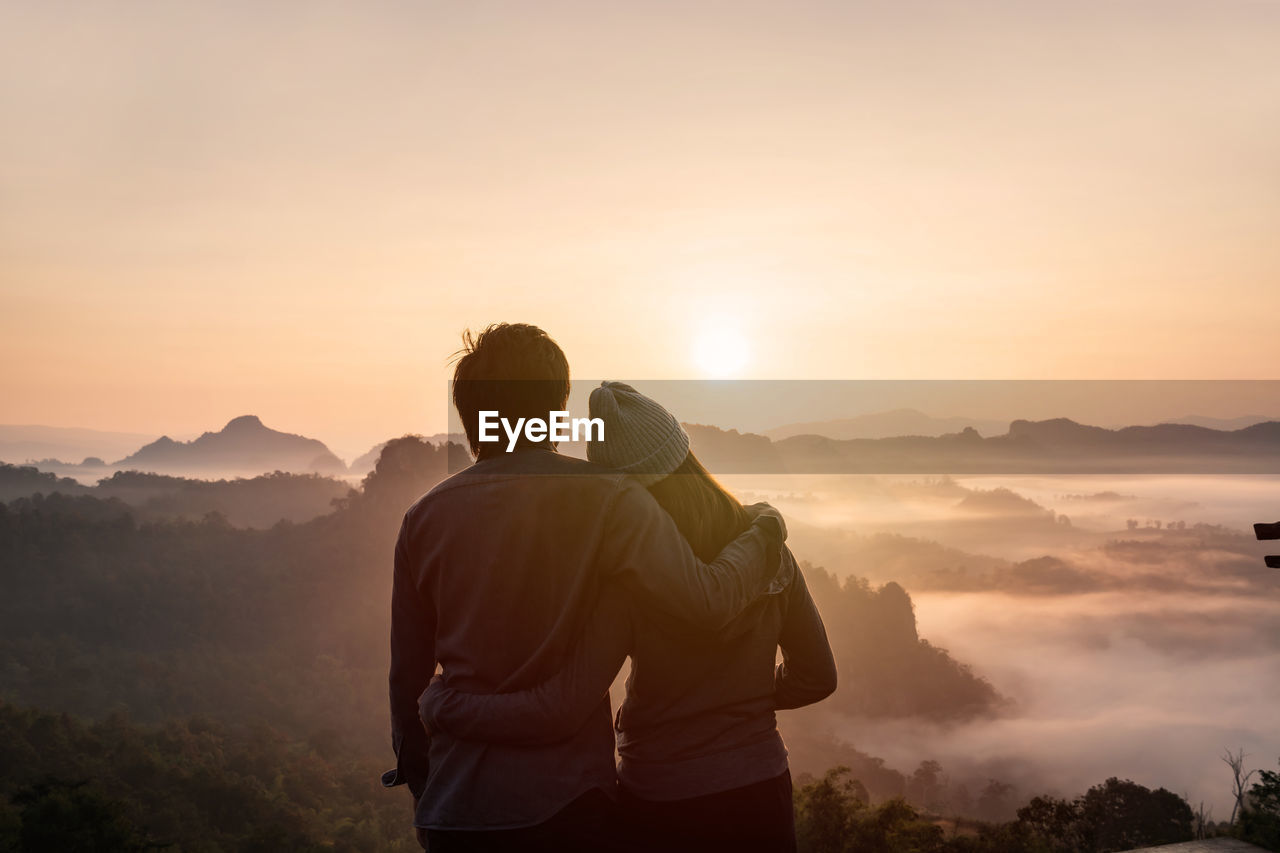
[
  {"xmin": 8, "ymin": 778, "xmax": 156, "ymax": 852},
  {"xmin": 976, "ymin": 779, "xmax": 1015, "ymax": 822},
  {"xmin": 1017, "ymin": 794, "xmax": 1083, "ymax": 852},
  {"xmin": 794, "ymin": 766, "xmax": 866, "ymax": 853},
  {"xmin": 1223, "ymin": 748, "xmax": 1258, "ymax": 825},
  {"xmin": 1076, "ymin": 777, "xmax": 1193, "ymax": 851},
  {"xmin": 1012, "ymin": 778, "xmax": 1193, "ymax": 853},
  {"xmin": 1239, "ymin": 757, "xmax": 1280, "ymax": 850},
  {"xmin": 850, "ymin": 797, "xmax": 944, "ymax": 853},
  {"xmin": 906, "ymin": 760, "xmax": 943, "ymax": 811},
  {"xmin": 949, "ymin": 782, "xmax": 973, "ymax": 816},
  {"xmin": 1191, "ymin": 799, "xmax": 1212, "ymax": 839}
]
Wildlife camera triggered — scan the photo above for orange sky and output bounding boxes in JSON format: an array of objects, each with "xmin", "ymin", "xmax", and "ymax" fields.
[{"xmin": 2, "ymin": 1, "xmax": 1278, "ymax": 454}]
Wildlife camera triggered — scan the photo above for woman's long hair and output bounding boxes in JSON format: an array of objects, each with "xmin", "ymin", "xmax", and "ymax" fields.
[{"xmin": 646, "ymin": 452, "xmax": 753, "ymax": 562}]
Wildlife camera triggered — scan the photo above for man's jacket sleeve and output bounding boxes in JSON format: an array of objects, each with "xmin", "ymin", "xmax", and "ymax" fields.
[
  {"xmin": 420, "ymin": 582, "xmax": 632, "ymax": 745},
  {"xmin": 775, "ymin": 555, "xmax": 838, "ymax": 710},
  {"xmin": 384, "ymin": 512, "xmax": 435, "ymax": 799},
  {"xmin": 597, "ymin": 478, "xmax": 784, "ymax": 631}
]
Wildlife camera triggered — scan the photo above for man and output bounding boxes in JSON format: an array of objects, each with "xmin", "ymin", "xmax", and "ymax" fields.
[{"xmin": 385, "ymin": 323, "xmax": 786, "ymax": 851}]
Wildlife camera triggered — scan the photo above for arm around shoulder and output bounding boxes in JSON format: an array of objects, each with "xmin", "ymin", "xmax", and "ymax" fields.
[
  {"xmin": 419, "ymin": 583, "xmax": 632, "ymax": 746},
  {"xmin": 597, "ymin": 479, "xmax": 786, "ymax": 632}
]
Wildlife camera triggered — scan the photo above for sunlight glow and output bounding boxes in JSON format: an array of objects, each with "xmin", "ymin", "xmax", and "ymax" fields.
[{"xmin": 692, "ymin": 324, "xmax": 750, "ymax": 378}]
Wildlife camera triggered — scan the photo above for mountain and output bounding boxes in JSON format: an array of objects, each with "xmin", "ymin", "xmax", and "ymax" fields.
[
  {"xmin": 684, "ymin": 422, "xmax": 785, "ymax": 473},
  {"xmin": 1159, "ymin": 414, "xmax": 1280, "ymax": 431},
  {"xmin": 688, "ymin": 418, "xmax": 1280, "ymax": 474},
  {"xmin": 0, "ymin": 424, "xmax": 159, "ymax": 466},
  {"xmin": 114, "ymin": 415, "xmax": 347, "ymax": 476},
  {"xmin": 765, "ymin": 408, "xmax": 1011, "ymax": 441},
  {"xmin": 349, "ymin": 442, "xmax": 388, "ymax": 476},
  {"xmin": 348, "ymin": 433, "xmax": 467, "ymax": 476}
]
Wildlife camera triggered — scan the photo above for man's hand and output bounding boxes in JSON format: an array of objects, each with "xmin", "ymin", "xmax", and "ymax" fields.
[{"xmin": 743, "ymin": 501, "xmax": 787, "ymax": 543}]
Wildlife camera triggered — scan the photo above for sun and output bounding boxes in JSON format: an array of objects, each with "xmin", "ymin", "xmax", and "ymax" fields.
[{"xmin": 692, "ymin": 324, "xmax": 750, "ymax": 378}]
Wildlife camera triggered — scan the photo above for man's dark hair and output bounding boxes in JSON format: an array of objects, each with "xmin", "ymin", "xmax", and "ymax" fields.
[{"xmin": 451, "ymin": 323, "xmax": 570, "ymax": 457}]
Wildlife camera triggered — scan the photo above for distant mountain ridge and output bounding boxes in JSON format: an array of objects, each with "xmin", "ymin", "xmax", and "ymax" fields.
[
  {"xmin": 115, "ymin": 415, "xmax": 347, "ymax": 476},
  {"xmin": 764, "ymin": 409, "xmax": 1280, "ymax": 442},
  {"xmin": 766, "ymin": 408, "xmax": 1011, "ymax": 441},
  {"xmin": 0, "ymin": 424, "xmax": 160, "ymax": 466},
  {"xmin": 689, "ymin": 417, "xmax": 1280, "ymax": 474},
  {"xmin": 1159, "ymin": 414, "xmax": 1280, "ymax": 431}
]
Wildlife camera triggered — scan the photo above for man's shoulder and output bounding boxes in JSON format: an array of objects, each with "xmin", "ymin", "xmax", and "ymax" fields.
[{"xmin": 406, "ymin": 452, "xmax": 630, "ymax": 518}]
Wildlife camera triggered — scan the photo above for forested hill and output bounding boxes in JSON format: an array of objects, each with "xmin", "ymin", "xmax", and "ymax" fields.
[
  {"xmin": 0, "ymin": 703, "xmax": 419, "ymax": 851},
  {"xmin": 0, "ymin": 464, "xmax": 351, "ymax": 528}
]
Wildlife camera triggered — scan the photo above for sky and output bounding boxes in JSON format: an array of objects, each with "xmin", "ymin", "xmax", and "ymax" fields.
[{"xmin": 2, "ymin": 0, "xmax": 1279, "ymax": 454}]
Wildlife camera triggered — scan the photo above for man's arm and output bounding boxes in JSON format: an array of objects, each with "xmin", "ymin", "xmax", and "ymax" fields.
[
  {"xmin": 419, "ymin": 583, "xmax": 632, "ymax": 745},
  {"xmin": 384, "ymin": 513, "xmax": 436, "ymax": 800},
  {"xmin": 597, "ymin": 478, "xmax": 786, "ymax": 631},
  {"xmin": 774, "ymin": 554, "xmax": 838, "ymax": 710}
]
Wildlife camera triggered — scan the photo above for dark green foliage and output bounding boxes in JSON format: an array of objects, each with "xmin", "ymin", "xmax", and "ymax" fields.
[
  {"xmin": 975, "ymin": 779, "xmax": 1017, "ymax": 823},
  {"xmin": 3, "ymin": 778, "xmax": 157, "ymax": 852},
  {"xmin": 794, "ymin": 767, "xmax": 947, "ymax": 853},
  {"xmin": 794, "ymin": 768, "xmax": 1197, "ymax": 853},
  {"xmin": 1075, "ymin": 777, "xmax": 1193, "ymax": 851},
  {"xmin": 0, "ymin": 704, "xmax": 417, "ymax": 852},
  {"xmin": 1239, "ymin": 761, "xmax": 1280, "ymax": 851},
  {"xmin": 92, "ymin": 470, "xmax": 352, "ymax": 528},
  {"xmin": 1012, "ymin": 778, "xmax": 1193, "ymax": 852},
  {"xmin": 795, "ymin": 767, "xmax": 867, "ymax": 852},
  {"xmin": 0, "ymin": 463, "xmax": 353, "ymax": 529},
  {"xmin": 0, "ymin": 465, "xmax": 88, "ymax": 503},
  {"xmin": 1016, "ymin": 794, "xmax": 1087, "ymax": 851}
]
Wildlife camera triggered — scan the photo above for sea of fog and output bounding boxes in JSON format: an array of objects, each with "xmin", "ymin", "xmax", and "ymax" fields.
[{"xmin": 721, "ymin": 474, "xmax": 1280, "ymax": 818}]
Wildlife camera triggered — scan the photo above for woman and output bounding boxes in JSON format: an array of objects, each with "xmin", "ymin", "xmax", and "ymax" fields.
[{"xmin": 419, "ymin": 381, "xmax": 837, "ymax": 852}]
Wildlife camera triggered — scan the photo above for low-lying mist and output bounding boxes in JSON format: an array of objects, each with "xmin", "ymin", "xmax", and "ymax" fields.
[{"xmin": 736, "ymin": 474, "xmax": 1280, "ymax": 818}]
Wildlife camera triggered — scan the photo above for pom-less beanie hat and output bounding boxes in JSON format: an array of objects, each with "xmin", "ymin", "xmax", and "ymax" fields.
[{"xmin": 586, "ymin": 381, "xmax": 690, "ymax": 486}]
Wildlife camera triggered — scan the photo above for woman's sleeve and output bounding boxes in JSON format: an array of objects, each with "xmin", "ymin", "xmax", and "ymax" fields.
[
  {"xmin": 419, "ymin": 583, "xmax": 632, "ymax": 745},
  {"xmin": 774, "ymin": 556, "xmax": 839, "ymax": 710}
]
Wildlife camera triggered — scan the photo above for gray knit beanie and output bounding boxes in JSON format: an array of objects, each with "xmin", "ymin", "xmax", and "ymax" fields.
[{"xmin": 587, "ymin": 381, "xmax": 690, "ymax": 486}]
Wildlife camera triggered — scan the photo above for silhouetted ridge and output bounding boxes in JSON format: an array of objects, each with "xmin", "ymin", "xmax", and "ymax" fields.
[
  {"xmin": 222, "ymin": 414, "xmax": 265, "ymax": 431},
  {"xmin": 1006, "ymin": 418, "xmax": 1113, "ymax": 441},
  {"xmin": 115, "ymin": 416, "xmax": 346, "ymax": 476},
  {"xmin": 1240, "ymin": 420, "xmax": 1280, "ymax": 437},
  {"xmin": 735, "ymin": 417, "xmax": 1280, "ymax": 473},
  {"xmin": 766, "ymin": 409, "xmax": 1010, "ymax": 441}
]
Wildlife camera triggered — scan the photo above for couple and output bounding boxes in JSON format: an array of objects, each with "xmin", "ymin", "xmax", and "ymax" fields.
[{"xmin": 386, "ymin": 323, "xmax": 837, "ymax": 852}]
